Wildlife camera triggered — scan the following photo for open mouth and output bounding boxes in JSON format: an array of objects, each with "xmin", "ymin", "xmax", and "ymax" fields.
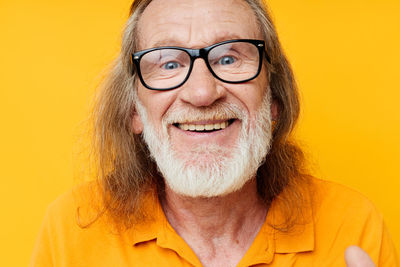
[{"xmin": 173, "ymin": 119, "xmax": 236, "ymax": 132}]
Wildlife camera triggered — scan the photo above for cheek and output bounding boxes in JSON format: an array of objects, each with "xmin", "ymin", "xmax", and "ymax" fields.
[
  {"xmin": 232, "ymin": 84, "xmax": 266, "ymax": 118},
  {"xmin": 230, "ymin": 65, "xmax": 268, "ymax": 116},
  {"xmin": 137, "ymin": 85, "xmax": 177, "ymax": 125},
  {"xmin": 250, "ymin": 76, "xmax": 269, "ymax": 114}
]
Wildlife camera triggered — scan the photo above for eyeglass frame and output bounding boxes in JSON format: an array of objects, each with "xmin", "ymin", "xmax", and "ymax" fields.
[{"xmin": 131, "ymin": 39, "xmax": 271, "ymax": 91}]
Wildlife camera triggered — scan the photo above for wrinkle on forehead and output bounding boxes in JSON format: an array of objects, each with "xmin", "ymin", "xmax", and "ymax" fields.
[{"xmin": 137, "ymin": 0, "xmax": 261, "ymax": 49}]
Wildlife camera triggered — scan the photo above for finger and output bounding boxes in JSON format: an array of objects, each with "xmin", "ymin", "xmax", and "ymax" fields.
[{"xmin": 345, "ymin": 246, "xmax": 376, "ymax": 267}]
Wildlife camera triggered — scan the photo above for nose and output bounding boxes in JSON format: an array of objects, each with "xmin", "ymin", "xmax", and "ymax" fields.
[{"xmin": 178, "ymin": 59, "xmax": 226, "ymax": 107}]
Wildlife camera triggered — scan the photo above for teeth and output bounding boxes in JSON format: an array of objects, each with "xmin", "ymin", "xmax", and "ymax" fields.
[
  {"xmin": 195, "ymin": 125, "xmax": 205, "ymax": 131},
  {"xmin": 177, "ymin": 121, "xmax": 230, "ymax": 132},
  {"xmin": 205, "ymin": 124, "xmax": 213, "ymax": 130}
]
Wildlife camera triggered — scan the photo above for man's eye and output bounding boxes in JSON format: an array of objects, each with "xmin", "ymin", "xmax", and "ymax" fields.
[
  {"xmin": 218, "ymin": 56, "xmax": 235, "ymax": 65},
  {"xmin": 162, "ymin": 61, "xmax": 180, "ymax": 70}
]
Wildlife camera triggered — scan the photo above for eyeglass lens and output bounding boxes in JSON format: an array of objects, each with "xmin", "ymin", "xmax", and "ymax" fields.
[{"xmin": 139, "ymin": 41, "xmax": 260, "ymax": 90}]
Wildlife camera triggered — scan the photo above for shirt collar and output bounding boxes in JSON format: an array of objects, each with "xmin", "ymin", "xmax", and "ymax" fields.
[
  {"xmin": 128, "ymin": 192, "xmax": 161, "ymax": 245},
  {"xmin": 267, "ymin": 183, "xmax": 315, "ymax": 254},
  {"xmin": 129, "ymin": 184, "xmax": 315, "ymax": 261},
  {"xmin": 129, "ymin": 192, "xmax": 202, "ymax": 266}
]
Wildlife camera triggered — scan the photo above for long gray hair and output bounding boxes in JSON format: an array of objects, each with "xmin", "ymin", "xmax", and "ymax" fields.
[{"xmin": 90, "ymin": 0, "xmax": 309, "ymax": 230}]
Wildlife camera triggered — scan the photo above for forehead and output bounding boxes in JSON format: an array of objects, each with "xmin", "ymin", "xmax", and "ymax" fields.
[{"xmin": 137, "ymin": 0, "xmax": 261, "ymax": 49}]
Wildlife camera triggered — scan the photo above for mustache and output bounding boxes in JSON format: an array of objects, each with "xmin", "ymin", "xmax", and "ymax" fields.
[{"xmin": 162, "ymin": 102, "xmax": 246, "ymax": 125}]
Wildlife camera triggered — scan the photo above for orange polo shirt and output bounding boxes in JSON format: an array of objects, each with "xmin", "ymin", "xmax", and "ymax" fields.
[{"xmin": 30, "ymin": 178, "xmax": 399, "ymax": 266}]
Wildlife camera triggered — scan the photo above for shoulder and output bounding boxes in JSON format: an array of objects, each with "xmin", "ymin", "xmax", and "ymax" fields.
[
  {"xmin": 307, "ymin": 178, "xmax": 397, "ymax": 265},
  {"xmin": 46, "ymin": 181, "xmax": 100, "ymax": 222},
  {"xmin": 30, "ymin": 182, "xmax": 128, "ymax": 266},
  {"xmin": 310, "ymin": 177, "xmax": 381, "ymax": 223},
  {"xmin": 311, "ymin": 178, "xmax": 378, "ymax": 210},
  {"xmin": 41, "ymin": 181, "xmax": 108, "ymax": 243}
]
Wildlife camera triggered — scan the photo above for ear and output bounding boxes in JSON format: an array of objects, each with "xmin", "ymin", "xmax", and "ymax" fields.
[
  {"xmin": 271, "ymin": 100, "xmax": 279, "ymax": 121},
  {"xmin": 131, "ymin": 109, "xmax": 144, "ymax": 134}
]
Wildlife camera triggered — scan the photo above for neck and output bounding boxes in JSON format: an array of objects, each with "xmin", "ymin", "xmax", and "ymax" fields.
[{"xmin": 160, "ymin": 179, "xmax": 268, "ymax": 266}]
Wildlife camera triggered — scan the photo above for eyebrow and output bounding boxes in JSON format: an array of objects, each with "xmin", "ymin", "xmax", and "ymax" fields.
[{"xmin": 150, "ymin": 34, "xmax": 243, "ymax": 49}]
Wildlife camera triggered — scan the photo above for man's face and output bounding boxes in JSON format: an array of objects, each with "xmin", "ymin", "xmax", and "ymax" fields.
[{"xmin": 133, "ymin": 0, "xmax": 274, "ymax": 197}]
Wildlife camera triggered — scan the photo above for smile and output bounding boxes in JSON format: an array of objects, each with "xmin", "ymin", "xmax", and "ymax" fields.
[{"xmin": 173, "ymin": 119, "xmax": 236, "ymax": 132}]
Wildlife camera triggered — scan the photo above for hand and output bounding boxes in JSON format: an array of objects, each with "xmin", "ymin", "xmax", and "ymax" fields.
[{"xmin": 345, "ymin": 246, "xmax": 376, "ymax": 267}]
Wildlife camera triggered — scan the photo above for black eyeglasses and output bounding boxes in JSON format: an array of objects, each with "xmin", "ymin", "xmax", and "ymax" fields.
[{"xmin": 131, "ymin": 39, "xmax": 270, "ymax": 91}]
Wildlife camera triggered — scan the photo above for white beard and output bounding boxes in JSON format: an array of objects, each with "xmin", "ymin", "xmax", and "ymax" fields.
[{"xmin": 135, "ymin": 91, "xmax": 273, "ymax": 198}]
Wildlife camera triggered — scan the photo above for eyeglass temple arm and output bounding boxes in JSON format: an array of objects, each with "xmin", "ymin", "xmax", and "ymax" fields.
[{"xmin": 265, "ymin": 52, "xmax": 271, "ymax": 64}]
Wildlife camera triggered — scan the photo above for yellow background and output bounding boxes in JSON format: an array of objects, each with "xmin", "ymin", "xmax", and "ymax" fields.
[{"xmin": 0, "ymin": 0, "xmax": 399, "ymax": 265}]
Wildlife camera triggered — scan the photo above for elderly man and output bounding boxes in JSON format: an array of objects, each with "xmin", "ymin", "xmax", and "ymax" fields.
[{"xmin": 31, "ymin": 0, "xmax": 398, "ymax": 266}]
